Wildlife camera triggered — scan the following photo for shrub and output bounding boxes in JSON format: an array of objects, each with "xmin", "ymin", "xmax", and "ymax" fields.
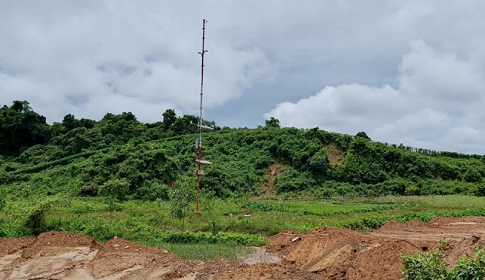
[
  {"xmin": 405, "ymin": 185, "xmax": 421, "ymax": 196},
  {"xmin": 25, "ymin": 198, "xmax": 56, "ymax": 235},
  {"xmin": 170, "ymin": 178, "xmax": 196, "ymax": 231},
  {"xmin": 84, "ymin": 220, "xmax": 116, "ymax": 241},
  {"xmin": 402, "ymin": 241, "xmax": 485, "ymax": 280},
  {"xmin": 98, "ymin": 179, "xmax": 130, "ymax": 200},
  {"xmin": 135, "ymin": 182, "xmax": 170, "ymax": 201},
  {"xmin": 402, "ymin": 241, "xmax": 448, "ymax": 280},
  {"xmin": 449, "ymin": 247, "xmax": 485, "ymax": 279}
]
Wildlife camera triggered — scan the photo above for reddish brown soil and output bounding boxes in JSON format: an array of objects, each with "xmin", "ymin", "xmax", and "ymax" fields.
[
  {"xmin": 257, "ymin": 163, "xmax": 289, "ymax": 196},
  {"xmin": 1, "ymin": 216, "xmax": 485, "ymax": 279},
  {"xmin": 325, "ymin": 143, "xmax": 344, "ymax": 165}
]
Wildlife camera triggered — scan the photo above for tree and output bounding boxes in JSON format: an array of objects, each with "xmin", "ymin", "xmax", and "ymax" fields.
[
  {"xmin": 0, "ymin": 100, "xmax": 48, "ymax": 156},
  {"xmin": 172, "ymin": 114, "xmax": 199, "ymax": 135},
  {"xmin": 265, "ymin": 117, "xmax": 281, "ymax": 128},
  {"xmin": 356, "ymin": 131, "xmax": 371, "ymax": 141},
  {"xmin": 308, "ymin": 148, "xmax": 330, "ymax": 177},
  {"xmin": 162, "ymin": 109, "xmax": 177, "ymax": 131},
  {"xmin": 62, "ymin": 114, "xmax": 80, "ymax": 132},
  {"xmin": 170, "ymin": 178, "xmax": 196, "ymax": 231}
]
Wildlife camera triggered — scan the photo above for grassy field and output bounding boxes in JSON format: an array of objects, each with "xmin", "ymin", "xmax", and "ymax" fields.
[{"xmin": 2, "ymin": 194, "xmax": 485, "ymax": 260}]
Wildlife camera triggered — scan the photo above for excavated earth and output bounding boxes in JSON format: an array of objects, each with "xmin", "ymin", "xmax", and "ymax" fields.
[{"xmin": 2, "ymin": 216, "xmax": 485, "ymax": 279}]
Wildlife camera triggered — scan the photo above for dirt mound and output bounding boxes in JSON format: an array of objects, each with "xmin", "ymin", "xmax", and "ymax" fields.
[
  {"xmin": 265, "ymin": 217, "xmax": 485, "ymax": 279},
  {"xmin": 0, "ymin": 231, "xmax": 192, "ymax": 280},
  {"xmin": 2, "ymin": 217, "xmax": 485, "ymax": 279},
  {"xmin": 89, "ymin": 236, "xmax": 192, "ymax": 279},
  {"xmin": 0, "ymin": 237, "xmax": 36, "ymax": 257},
  {"xmin": 265, "ymin": 230, "xmax": 299, "ymax": 254},
  {"xmin": 194, "ymin": 257, "xmax": 247, "ymax": 280},
  {"xmin": 214, "ymin": 263, "xmax": 323, "ymax": 280}
]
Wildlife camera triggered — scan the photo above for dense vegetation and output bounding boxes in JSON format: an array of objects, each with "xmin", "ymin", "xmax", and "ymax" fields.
[
  {"xmin": 402, "ymin": 241, "xmax": 485, "ymax": 280},
  {"xmin": 2, "ymin": 100, "xmax": 485, "ymax": 202}
]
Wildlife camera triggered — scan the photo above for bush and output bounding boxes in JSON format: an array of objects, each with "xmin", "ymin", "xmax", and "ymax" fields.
[
  {"xmin": 84, "ymin": 220, "xmax": 116, "ymax": 241},
  {"xmin": 402, "ymin": 242, "xmax": 448, "ymax": 280},
  {"xmin": 25, "ymin": 198, "xmax": 56, "ymax": 235},
  {"xmin": 274, "ymin": 169, "xmax": 316, "ymax": 193},
  {"xmin": 170, "ymin": 178, "xmax": 196, "ymax": 231},
  {"xmin": 402, "ymin": 241, "xmax": 485, "ymax": 280},
  {"xmin": 405, "ymin": 185, "xmax": 421, "ymax": 196},
  {"xmin": 135, "ymin": 182, "xmax": 170, "ymax": 201},
  {"xmin": 99, "ymin": 179, "xmax": 130, "ymax": 200}
]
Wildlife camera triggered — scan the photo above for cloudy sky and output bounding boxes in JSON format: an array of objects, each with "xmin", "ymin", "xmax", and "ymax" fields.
[{"xmin": 1, "ymin": 1, "xmax": 485, "ymax": 154}]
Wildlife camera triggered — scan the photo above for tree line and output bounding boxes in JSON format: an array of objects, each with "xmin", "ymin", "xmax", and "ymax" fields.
[{"xmin": 2, "ymin": 100, "xmax": 485, "ymax": 201}]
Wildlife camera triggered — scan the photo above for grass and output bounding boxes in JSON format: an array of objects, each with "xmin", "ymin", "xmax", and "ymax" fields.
[{"xmin": 139, "ymin": 241, "xmax": 252, "ymax": 261}]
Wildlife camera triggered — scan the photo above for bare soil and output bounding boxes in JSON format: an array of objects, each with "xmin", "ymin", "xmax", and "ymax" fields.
[
  {"xmin": 325, "ymin": 143, "xmax": 344, "ymax": 166},
  {"xmin": 2, "ymin": 216, "xmax": 485, "ymax": 279},
  {"xmin": 257, "ymin": 163, "xmax": 289, "ymax": 196}
]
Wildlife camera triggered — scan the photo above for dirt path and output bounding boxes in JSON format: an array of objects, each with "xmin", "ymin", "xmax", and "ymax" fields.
[{"xmin": 1, "ymin": 216, "xmax": 485, "ymax": 279}]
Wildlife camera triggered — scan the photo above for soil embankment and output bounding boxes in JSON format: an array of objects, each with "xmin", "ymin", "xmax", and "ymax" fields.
[{"xmin": 2, "ymin": 216, "xmax": 485, "ymax": 279}]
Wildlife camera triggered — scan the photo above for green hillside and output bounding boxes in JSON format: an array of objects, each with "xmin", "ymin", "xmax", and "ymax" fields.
[
  {"xmin": 1, "ymin": 100, "xmax": 484, "ymax": 200},
  {"xmin": 2, "ymin": 100, "xmax": 485, "ymax": 246}
]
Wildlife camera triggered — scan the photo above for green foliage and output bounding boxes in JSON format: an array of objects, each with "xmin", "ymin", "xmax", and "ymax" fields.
[
  {"xmin": 0, "ymin": 188, "xmax": 6, "ymax": 212},
  {"xmin": 99, "ymin": 179, "xmax": 130, "ymax": 200},
  {"xmin": 402, "ymin": 241, "xmax": 449, "ymax": 280},
  {"xmin": 355, "ymin": 131, "xmax": 371, "ymax": 141},
  {"xmin": 449, "ymin": 247, "xmax": 485, "ymax": 280},
  {"xmin": 135, "ymin": 181, "xmax": 170, "ymax": 201},
  {"xmin": 463, "ymin": 167, "xmax": 482, "ymax": 183},
  {"xmin": 265, "ymin": 117, "xmax": 281, "ymax": 128},
  {"xmin": 103, "ymin": 197, "xmax": 124, "ymax": 211},
  {"xmin": 162, "ymin": 109, "xmax": 177, "ymax": 131},
  {"xmin": 0, "ymin": 101, "xmax": 49, "ymax": 156},
  {"xmin": 152, "ymin": 243, "xmax": 250, "ymax": 261},
  {"xmin": 25, "ymin": 197, "xmax": 56, "ymax": 235},
  {"xmin": 405, "ymin": 184, "xmax": 421, "ymax": 196},
  {"xmin": 170, "ymin": 178, "xmax": 196, "ymax": 231},
  {"xmin": 308, "ymin": 148, "xmax": 330, "ymax": 177},
  {"xmin": 160, "ymin": 231, "xmax": 267, "ymax": 246},
  {"xmin": 274, "ymin": 169, "xmax": 316, "ymax": 193},
  {"xmin": 84, "ymin": 220, "xmax": 116, "ymax": 241},
  {"xmin": 402, "ymin": 241, "xmax": 485, "ymax": 280},
  {"xmin": 3, "ymin": 100, "xmax": 485, "ymax": 201}
]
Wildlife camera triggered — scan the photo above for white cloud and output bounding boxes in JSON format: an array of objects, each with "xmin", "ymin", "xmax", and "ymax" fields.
[
  {"xmin": 0, "ymin": 1, "xmax": 277, "ymax": 123},
  {"xmin": 2, "ymin": 1, "xmax": 485, "ymax": 153},
  {"xmin": 399, "ymin": 41, "xmax": 485, "ymax": 104},
  {"xmin": 266, "ymin": 40, "xmax": 485, "ymax": 153}
]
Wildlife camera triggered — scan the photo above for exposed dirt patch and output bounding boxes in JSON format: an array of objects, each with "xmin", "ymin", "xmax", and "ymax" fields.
[
  {"xmin": 325, "ymin": 143, "xmax": 344, "ymax": 165},
  {"xmin": 214, "ymin": 263, "xmax": 323, "ymax": 280},
  {"xmin": 2, "ymin": 217, "xmax": 485, "ymax": 279},
  {"xmin": 257, "ymin": 163, "xmax": 289, "ymax": 196}
]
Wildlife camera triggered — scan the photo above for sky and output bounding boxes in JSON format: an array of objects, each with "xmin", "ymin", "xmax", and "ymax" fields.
[{"xmin": 1, "ymin": 1, "xmax": 485, "ymax": 154}]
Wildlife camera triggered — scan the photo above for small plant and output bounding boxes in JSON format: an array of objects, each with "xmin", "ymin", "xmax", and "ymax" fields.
[
  {"xmin": 103, "ymin": 197, "xmax": 123, "ymax": 211},
  {"xmin": 25, "ymin": 197, "xmax": 57, "ymax": 235},
  {"xmin": 449, "ymin": 246, "xmax": 485, "ymax": 279},
  {"xmin": 402, "ymin": 240, "xmax": 485, "ymax": 280},
  {"xmin": 170, "ymin": 178, "xmax": 196, "ymax": 231}
]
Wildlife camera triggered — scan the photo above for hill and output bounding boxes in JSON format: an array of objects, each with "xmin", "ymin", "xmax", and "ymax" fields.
[
  {"xmin": 2, "ymin": 100, "xmax": 485, "ymax": 200},
  {"xmin": 1, "ymin": 100, "xmax": 485, "ymax": 202}
]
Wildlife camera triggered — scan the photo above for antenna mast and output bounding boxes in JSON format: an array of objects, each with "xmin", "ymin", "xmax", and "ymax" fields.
[{"xmin": 196, "ymin": 19, "xmax": 208, "ymax": 213}]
